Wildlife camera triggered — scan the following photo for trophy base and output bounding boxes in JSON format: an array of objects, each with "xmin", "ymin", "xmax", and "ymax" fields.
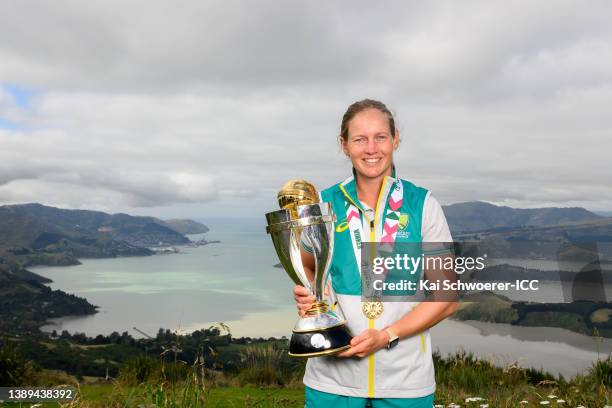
[{"xmin": 288, "ymin": 323, "xmax": 352, "ymax": 357}]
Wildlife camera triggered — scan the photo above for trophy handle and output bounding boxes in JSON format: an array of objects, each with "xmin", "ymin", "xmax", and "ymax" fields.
[
  {"xmin": 297, "ymin": 203, "xmax": 335, "ymax": 303},
  {"xmin": 289, "ymin": 226, "xmax": 313, "ymax": 292},
  {"xmin": 266, "ymin": 209, "xmax": 313, "ymax": 291}
]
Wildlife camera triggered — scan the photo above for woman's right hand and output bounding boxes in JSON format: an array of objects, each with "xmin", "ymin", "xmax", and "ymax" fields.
[{"xmin": 293, "ymin": 285, "xmax": 315, "ymax": 317}]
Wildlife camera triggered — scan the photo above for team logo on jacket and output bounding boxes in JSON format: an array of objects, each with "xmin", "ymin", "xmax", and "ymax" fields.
[
  {"xmin": 398, "ymin": 213, "xmax": 409, "ymax": 230},
  {"xmin": 397, "ymin": 213, "xmax": 411, "ymax": 239}
]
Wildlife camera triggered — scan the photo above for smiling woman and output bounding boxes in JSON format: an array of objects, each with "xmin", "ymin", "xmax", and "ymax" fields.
[
  {"xmin": 293, "ymin": 99, "xmax": 458, "ymax": 407},
  {"xmin": 339, "ymin": 100, "xmax": 400, "ymax": 203}
]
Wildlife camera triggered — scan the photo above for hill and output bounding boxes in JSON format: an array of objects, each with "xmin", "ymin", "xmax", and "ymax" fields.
[
  {"xmin": 163, "ymin": 218, "xmax": 209, "ymax": 235},
  {"xmin": 456, "ymin": 216, "xmax": 612, "ymax": 261},
  {"xmin": 455, "ymin": 291, "xmax": 612, "ymax": 338},
  {"xmin": 0, "ymin": 203, "xmax": 214, "ymax": 334},
  {"xmin": 443, "ymin": 201, "xmax": 602, "ymax": 233},
  {"xmin": 0, "ymin": 203, "xmax": 191, "ymax": 260},
  {"xmin": 0, "ymin": 257, "xmax": 97, "ymax": 333}
]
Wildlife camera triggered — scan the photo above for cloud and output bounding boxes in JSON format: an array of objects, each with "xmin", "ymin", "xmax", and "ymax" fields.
[{"xmin": 1, "ymin": 1, "xmax": 611, "ymax": 216}]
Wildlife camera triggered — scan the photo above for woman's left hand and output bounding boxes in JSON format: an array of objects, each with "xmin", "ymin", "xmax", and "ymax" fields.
[{"xmin": 337, "ymin": 329, "xmax": 389, "ymax": 358}]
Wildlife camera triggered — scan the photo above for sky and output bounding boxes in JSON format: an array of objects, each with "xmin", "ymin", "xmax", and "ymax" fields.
[{"xmin": 1, "ymin": 1, "xmax": 612, "ymax": 219}]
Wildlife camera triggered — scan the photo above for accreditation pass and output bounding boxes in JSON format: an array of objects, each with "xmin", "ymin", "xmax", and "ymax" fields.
[{"xmin": 0, "ymin": 387, "xmax": 76, "ymax": 402}]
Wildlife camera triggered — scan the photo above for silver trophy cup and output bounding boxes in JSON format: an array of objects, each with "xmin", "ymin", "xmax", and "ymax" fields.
[{"xmin": 265, "ymin": 181, "xmax": 352, "ymax": 357}]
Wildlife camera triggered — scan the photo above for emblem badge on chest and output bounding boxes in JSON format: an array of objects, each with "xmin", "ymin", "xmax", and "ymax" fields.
[{"xmin": 361, "ymin": 301, "xmax": 384, "ymax": 319}]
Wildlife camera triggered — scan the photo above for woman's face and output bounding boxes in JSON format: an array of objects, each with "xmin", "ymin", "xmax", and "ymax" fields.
[{"xmin": 342, "ymin": 108, "xmax": 399, "ymax": 182}]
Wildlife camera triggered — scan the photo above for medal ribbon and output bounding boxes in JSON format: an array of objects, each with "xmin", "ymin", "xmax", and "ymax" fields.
[{"xmin": 339, "ymin": 176, "xmax": 403, "ymax": 275}]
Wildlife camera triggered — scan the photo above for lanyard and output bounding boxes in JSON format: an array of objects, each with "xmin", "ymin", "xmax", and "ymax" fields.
[{"xmin": 339, "ymin": 176, "xmax": 404, "ymax": 275}]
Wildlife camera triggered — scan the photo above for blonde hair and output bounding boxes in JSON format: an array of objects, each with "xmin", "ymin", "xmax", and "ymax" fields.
[{"xmin": 339, "ymin": 99, "xmax": 396, "ymax": 141}]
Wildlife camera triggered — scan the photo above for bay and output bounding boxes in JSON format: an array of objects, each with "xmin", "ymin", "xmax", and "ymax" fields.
[
  {"xmin": 35, "ymin": 218, "xmax": 611, "ymax": 378},
  {"xmin": 38, "ymin": 217, "xmax": 295, "ymax": 338}
]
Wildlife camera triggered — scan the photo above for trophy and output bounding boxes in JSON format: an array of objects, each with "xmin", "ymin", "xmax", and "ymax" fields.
[{"xmin": 266, "ymin": 179, "xmax": 352, "ymax": 357}]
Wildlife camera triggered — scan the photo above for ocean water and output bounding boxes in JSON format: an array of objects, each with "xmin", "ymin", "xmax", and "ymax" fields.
[
  {"xmin": 35, "ymin": 218, "xmax": 611, "ymax": 378},
  {"xmin": 38, "ymin": 217, "xmax": 295, "ymax": 338}
]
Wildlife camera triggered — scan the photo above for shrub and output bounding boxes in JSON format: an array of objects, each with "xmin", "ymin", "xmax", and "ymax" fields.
[
  {"xmin": 0, "ymin": 340, "xmax": 36, "ymax": 386},
  {"xmin": 118, "ymin": 354, "xmax": 159, "ymax": 385}
]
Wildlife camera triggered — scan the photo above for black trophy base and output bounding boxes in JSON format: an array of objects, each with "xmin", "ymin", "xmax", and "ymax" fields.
[{"xmin": 288, "ymin": 324, "xmax": 352, "ymax": 357}]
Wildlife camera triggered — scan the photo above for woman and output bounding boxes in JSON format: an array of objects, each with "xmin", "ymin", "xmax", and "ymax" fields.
[{"xmin": 294, "ymin": 99, "xmax": 458, "ymax": 407}]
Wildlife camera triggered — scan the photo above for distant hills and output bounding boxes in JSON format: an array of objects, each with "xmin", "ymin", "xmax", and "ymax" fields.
[
  {"xmin": 0, "ymin": 203, "xmax": 210, "ymax": 261},
  {"xmin": 0, "ymin": 256, "xmax": 97, "ymax": 333},
  {"xmin": 443, "ymin": 201, "xmax": 602, "ymax": 233},
  {"xmin": 457, "ymin": 216, "xmax": 612, "ymax": 261},
  {"xmin": 0, "ymin": 203, "xmax": 210, "ymax": 334},
  {"xmin": 164, "ymin": 219, "xmax": 209, "ymax": 235},
  {"xmin": 442, "ymin": 201, "xmax": 612, "ymax": 261}
]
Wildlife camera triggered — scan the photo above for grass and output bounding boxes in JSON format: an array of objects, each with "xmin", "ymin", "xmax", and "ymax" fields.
[
  {"xmin": 236, "ymin": 344, "xmax": 294, "ymax": 387},
  {"xmin": 0, "ymin": 385, "xmax": 304, "ymax": 408},
  {"xmin": 1, "ymin": 347, "xmax": 609, "ymax": 408},
  {"xmin": 433, "ymin": 350, "xmax": 611, "ymax": 407}
]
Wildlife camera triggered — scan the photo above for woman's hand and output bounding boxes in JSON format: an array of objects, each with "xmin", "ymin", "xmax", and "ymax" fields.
[
  {"xmin": 293, "ymin": 285, "xmax": 315, "ymax": 317},
  {"xmin": 337, "ymin": 329, "xmax": 389, "ymax": 358},
  {"xmin": 293, "ymin": 284, "xmax": 332, "ymax": 317}
]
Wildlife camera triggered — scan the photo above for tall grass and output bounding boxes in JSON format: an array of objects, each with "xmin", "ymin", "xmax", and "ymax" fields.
[
  {"xmin": 61, "ymin": 350, "xmax": 609, "ymax": 407},
  {"xmin": 4, "ymin": 338, "xmax": 608, "ymax": 407},
  {"xmin": 592, "ymin": 355, "xmax": 612, "ymax": 387},
  {"xmin": 237, "ymin": 344, "xmax": 289, "ymax": 387},
  {"xmin": 433, "ymin": 349, "xmax": 611, "ymax": 407}
]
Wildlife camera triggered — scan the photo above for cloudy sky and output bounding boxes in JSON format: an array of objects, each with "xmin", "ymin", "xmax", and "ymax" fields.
[{"xmin": 1, "ymin": 1, "xmax": 611, "ymax": 219}]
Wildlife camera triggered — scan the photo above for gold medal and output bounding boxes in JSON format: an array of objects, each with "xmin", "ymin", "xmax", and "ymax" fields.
[{"xmin": 362, "ymin": 301, "xmax": 384, "ymax": 319}]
